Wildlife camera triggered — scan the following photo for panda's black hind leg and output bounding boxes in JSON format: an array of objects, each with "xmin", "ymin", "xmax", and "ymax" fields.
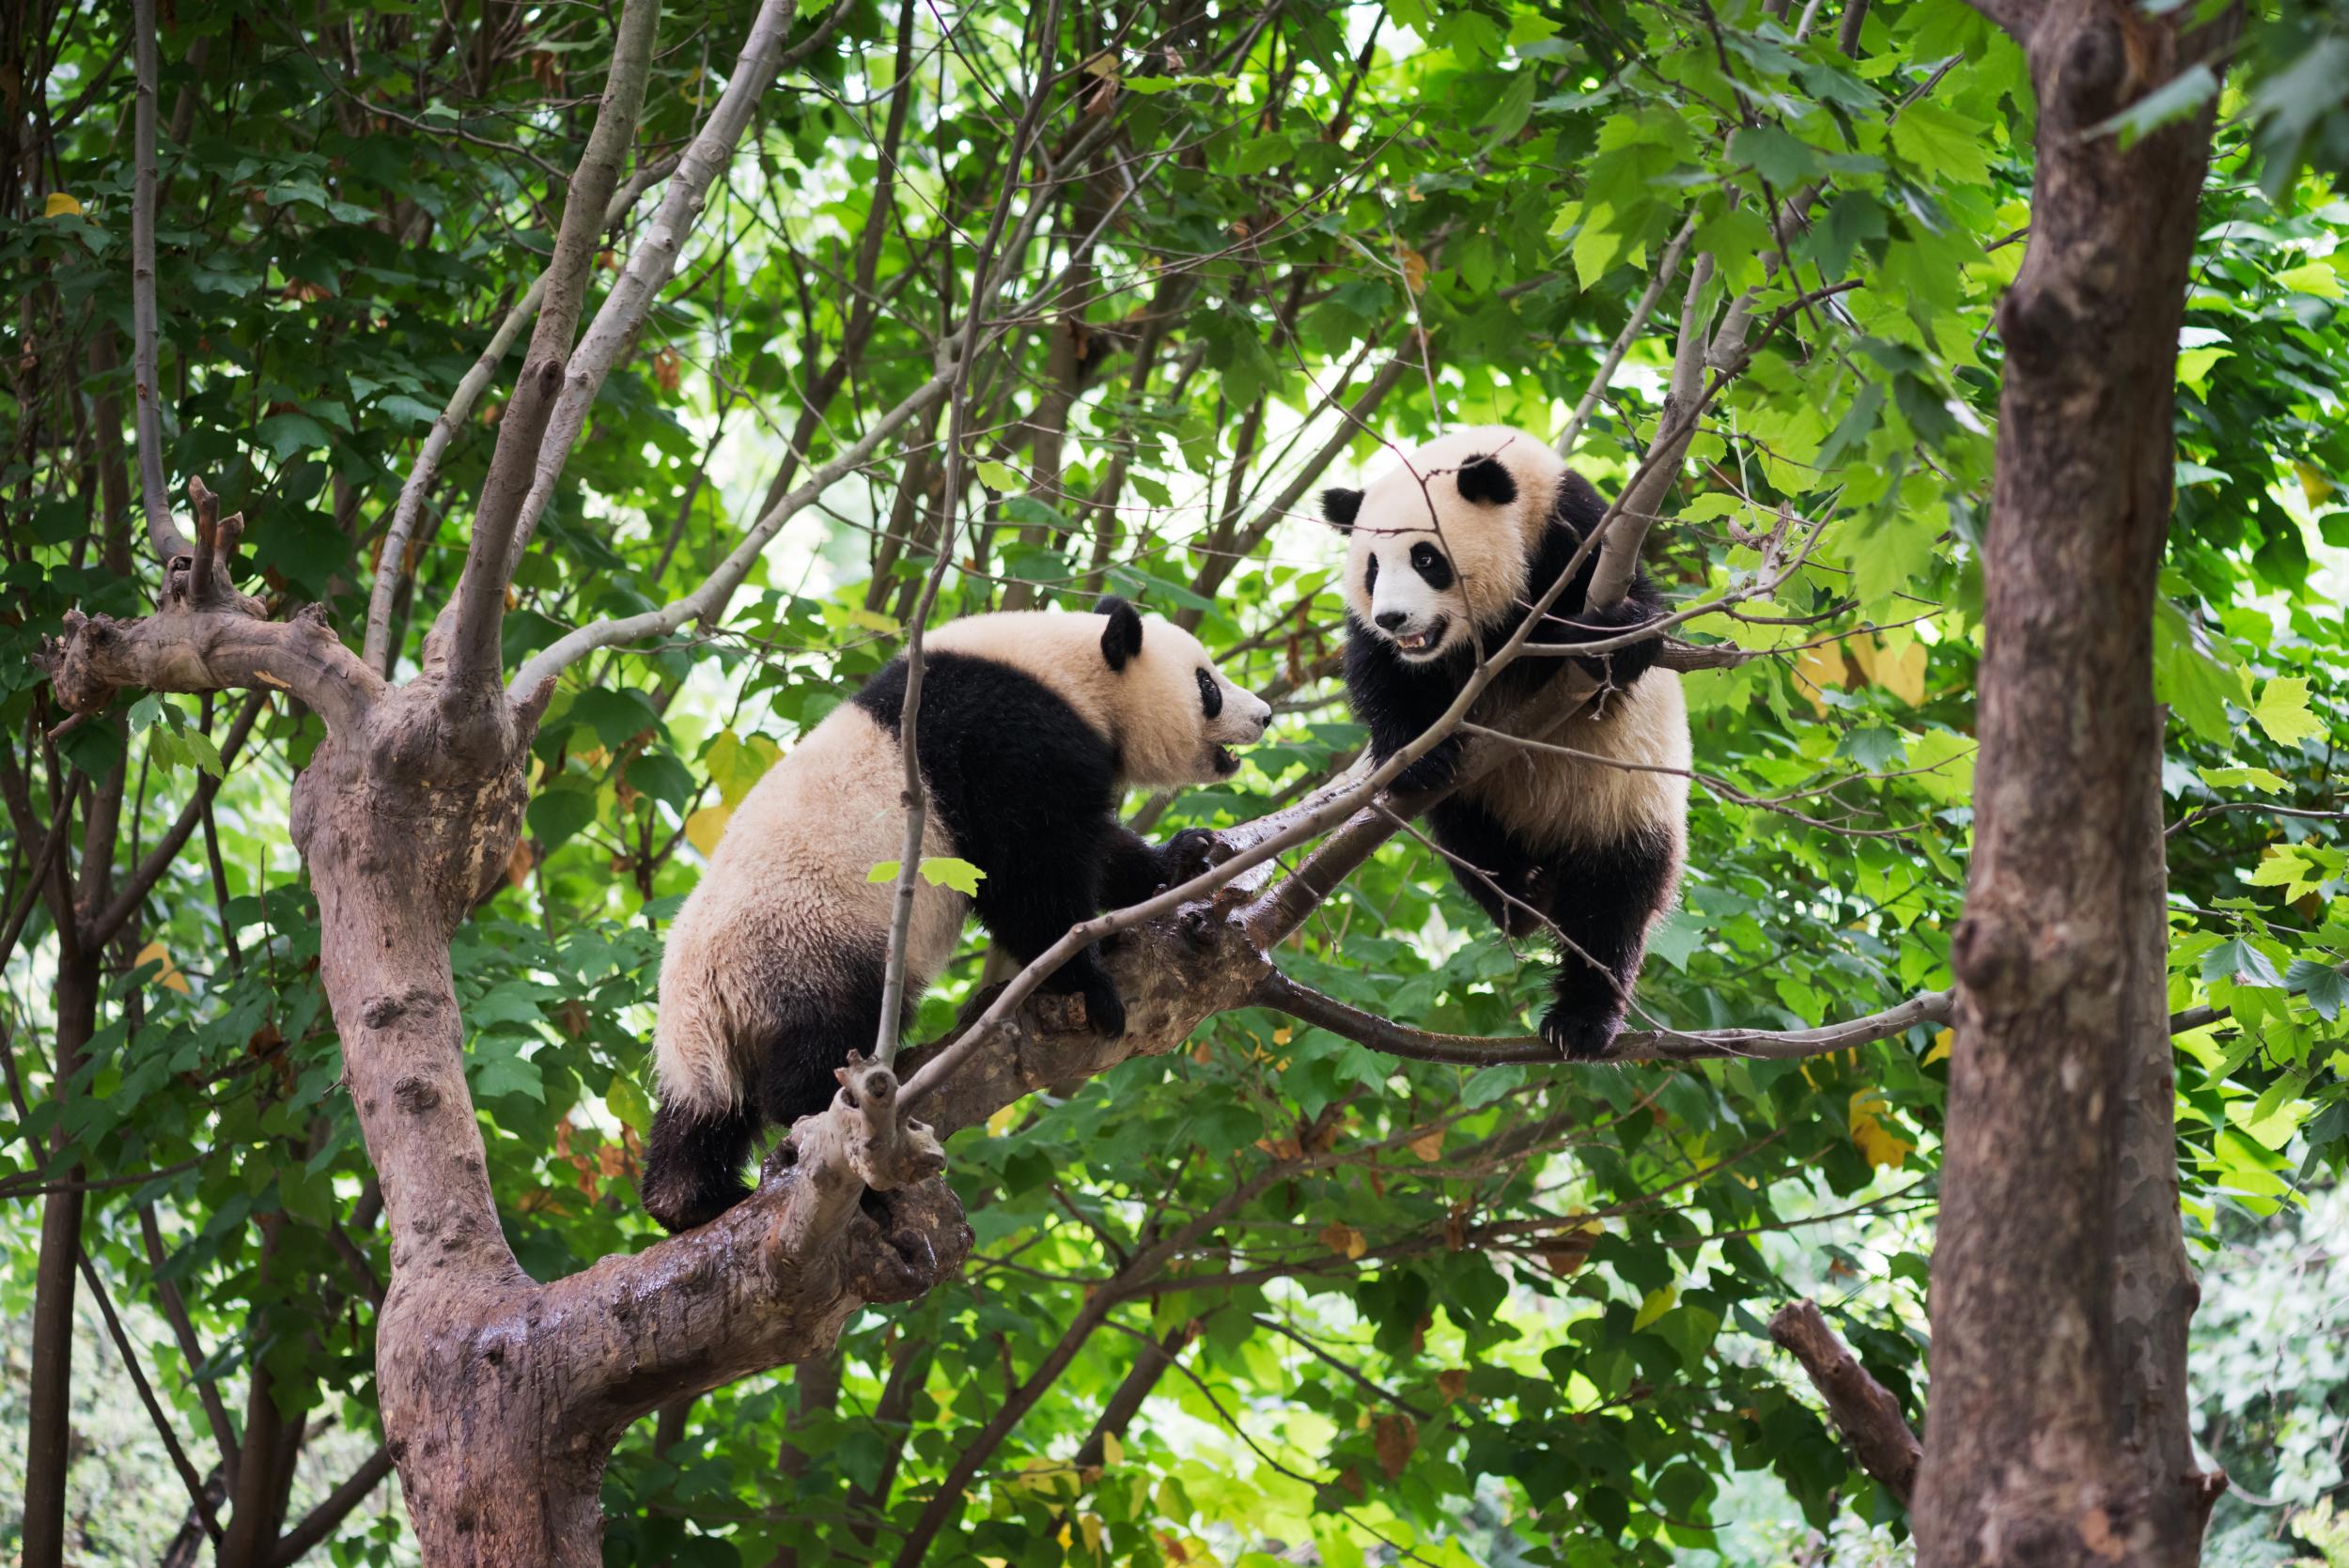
[
  {"xmin": 1532, "ymin": 832, "xmax": 1678, "ymax": 1061},
  {"xmin": 642, "ymin": 1096, "xmax": 758, "ymax": 1233}
]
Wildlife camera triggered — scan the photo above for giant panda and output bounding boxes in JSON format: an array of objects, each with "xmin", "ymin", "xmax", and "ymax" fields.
[
  {"xmin": 642, "ymin": 598, "xmax": 1273, "ymax": 1232},
  {"xmin": 1319, "ymin": 426, "xmax": 1690, "ymax": 1059}
]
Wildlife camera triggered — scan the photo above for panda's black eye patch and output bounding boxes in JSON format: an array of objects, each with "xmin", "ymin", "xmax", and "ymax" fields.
[
  {"xmin": 1363, "ymin": 553, "xmax": 1379, "ymax": 595},
  {"xmin": 1409, "ymin": 541, "xmax": 1455, "ymax": 590},
  {"xmin": 1195, "ymin": 667, "xmax": 1222, "ymax": 719}
]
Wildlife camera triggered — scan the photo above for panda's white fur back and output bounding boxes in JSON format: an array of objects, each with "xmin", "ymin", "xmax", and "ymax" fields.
[{"xmin": 654, "ymin": 704, "xmax": 969, "ymax": 1113}]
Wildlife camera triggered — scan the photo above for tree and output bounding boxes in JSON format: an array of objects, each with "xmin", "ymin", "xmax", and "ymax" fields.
[{"xmin": 6, "ymin": 0, "xmax": 2346, "ymax": 1563}]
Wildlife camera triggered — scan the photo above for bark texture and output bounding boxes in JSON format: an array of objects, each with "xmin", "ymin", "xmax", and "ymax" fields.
[
  {"xmin": 1769, "ymin": 1299, "xmax": 1921, "ymax": 1507},
  {"xmin": 1912, "ymin": 1, "xmax": 2233, "ymax": 1560}
]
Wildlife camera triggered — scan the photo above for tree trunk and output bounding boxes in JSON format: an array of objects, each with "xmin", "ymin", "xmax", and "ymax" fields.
[
  {"xmin": 20, "ymin": 941, "xmax": 99, "ymax": 1568},
  {"xmin": 1913, "ymin": 1, "xmax": 2234, "ymax": 1561}
]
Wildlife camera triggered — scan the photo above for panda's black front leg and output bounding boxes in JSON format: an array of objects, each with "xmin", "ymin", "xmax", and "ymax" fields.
[
  {"xmin": 1098, "ymin": 824, "xmax": 1220, "ymax": 908},
  {"xmin": 976, "ymin": 843, "xmax": 1128, "ymax": 1038},
  {"xmin": 1535, "ymin": 578, "xmax": 1668, "ymax": 692}
]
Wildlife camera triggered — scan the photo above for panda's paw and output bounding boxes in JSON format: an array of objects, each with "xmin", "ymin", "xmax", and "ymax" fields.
[
  {"xmin": 1540, "ymin": 1006, "xmax": 1621, "ymax": 1062},
  {"xmin": 1160, "ymin": 828, "xmax": 1221, "ymax": 888},
  {"xmin": 1079, "ymin": 976, "xmax": 1128, "ymax": 1039}
]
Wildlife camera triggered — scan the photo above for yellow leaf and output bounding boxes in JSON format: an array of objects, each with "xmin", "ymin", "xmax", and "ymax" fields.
[
  {"xmin": 1397, "ymin": 245, "xmax": 1428, "ymax": 292},
  {"xmin": 1100, "ymin": 1431, "xmax": 1124, "ymax": 1467},
  {"xmin": 1848, "ymin": 1088, "xmax": 1916, "ymax": 1170},
  {"xmin": 1318, "ymin": 1220, "xmax": 1367, "ymax": 1260},
  {"xmin": 133, "ymin": 939, "xmax": 191, "ymax": 995},
  {"xmin": 1408, "ymin": 1126, "xmax": 1444, "ymax": 1162},
  {"xmin": 1791, "ymin": 641, "xmax": 1850, "ymax": 717},
  {"xmin": 1631, "ymin": 1286, "xmax": 1676, "ymax": 1330},
  {"xmin": 987, "ymin": 1103, "xmax": 1019, "ymax": 1137},
  {"xmin": 684, "ymin": 803, "xmax": 731, "ymax": 857},
  {"xmin": 1847, "ymin": 632, "xmax": 1927, "ymax": 706},
  {"xmin": 2296, "ymin": 461, "xmax": 2334, "ymax": 509},
  {"xmin": 1270, "ymin": 1026, "xmax": 1292, "ymax": 1046},
  {"xmin": 1923, "ymin": 1028, "xmax": 1953, "ymax": 1065},
  {"xmin": 1081, "ymin": 1515, "xmax": 1105, "ymax": 1555},
  {"xmin": 44, "ymin": 192, "xmax": 85, "ymax": 218}
]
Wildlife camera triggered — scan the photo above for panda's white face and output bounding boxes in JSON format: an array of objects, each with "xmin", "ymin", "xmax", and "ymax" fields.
[
  {"xmin": 1323, "ymin": 427, "xmax": 1564, "ymax": 663},
  {"xmin": 927, "ymin": 605, "xmax": 1272, "ymax": 786}
]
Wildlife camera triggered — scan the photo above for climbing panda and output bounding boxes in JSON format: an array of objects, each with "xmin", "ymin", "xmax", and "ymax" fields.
[
  {"xmin": 1320, "ymin": 426, "xmax": 1689, "ymax": 1059},
  {"xmin": 641, "ymin": 597, "xmax": 1273, "ymax": 1232}
]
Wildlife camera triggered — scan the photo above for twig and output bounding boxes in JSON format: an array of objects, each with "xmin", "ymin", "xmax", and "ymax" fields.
[
  {"xmin": 1555, "ymin": 210, "xmax": 1701, "ymax": 459},
  {"xmin": 878, "ymin": 0, "xmax": 1065, "ymax": 1066},
  {"xmin": 1251, "ymin": 968, "xmax": 1953, "ymax": 1065}
]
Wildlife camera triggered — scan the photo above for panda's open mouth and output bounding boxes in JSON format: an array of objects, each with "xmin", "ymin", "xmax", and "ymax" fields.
[
  {"xmin": 1211, "ymin": 743, "xmax": 1243, "ymax": 776},
  {"xmin": 1390, "ymin": 615, "xmax": 1449, "ymax": 659}
]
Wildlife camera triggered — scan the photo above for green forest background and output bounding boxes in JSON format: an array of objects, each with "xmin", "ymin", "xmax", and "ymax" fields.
[{"xmin": 3, "ymin": 0, "xmax": 2348, "ymax": 1561}]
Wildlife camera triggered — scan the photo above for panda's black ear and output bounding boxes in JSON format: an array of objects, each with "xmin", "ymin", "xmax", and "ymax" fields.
[
  {"xmin": 1096, "ymin": 596, "xmax": 1144, "ymax": 672},
  {"xmin": 1456, "ymin": 456, "xmax": 1517, "ymax": 507},
  {"xmin": 1319, "ymin": 487, "xmax": 1362, "ymax": 533}
]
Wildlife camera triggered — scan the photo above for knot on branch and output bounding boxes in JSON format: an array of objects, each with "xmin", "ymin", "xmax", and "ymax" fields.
[
  {"xmin": 162, "ymin": 477, "xmax": 267, "ymax": 616},
  {"xmin": 829, "ymin": 1052, "xmax": 945, "ymax": 1192},
  {"xmin": 32, "ymin": 610, "xmax": 124, "ymax": 714}
]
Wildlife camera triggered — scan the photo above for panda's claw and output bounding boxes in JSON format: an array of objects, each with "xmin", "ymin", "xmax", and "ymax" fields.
[
  {"xmin": 1160, "ymin": 828, "xmax": 1221, "ymax": 889},
  {"xmin": 1540, "ymin": 1006, "xmax": 1621, "ymax": 1062}
]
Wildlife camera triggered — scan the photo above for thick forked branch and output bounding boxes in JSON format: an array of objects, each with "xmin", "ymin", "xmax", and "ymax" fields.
[
  {"xmin": 442, "ymin": 0, "xmax": 662, "ymax": 690},
  {"xmin": 131, "ymin": 0, "xmax": 191, "ymax": 563},
  {"xmin": 1769, "ymin": 1299, "xmax": 1921, "ymax": 1506},
  {"xmin": 36, "ymin": 598, "xmax": 381, "ymax": 737}
]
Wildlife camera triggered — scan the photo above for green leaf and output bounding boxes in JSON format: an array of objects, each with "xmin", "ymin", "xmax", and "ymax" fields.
[
  {"xmin": 917, "ymin": 856, "xmax": 986, "ymax": 895},
  {"xmin": 2198, "ymin": 766, "xmax": 2287, "ymax": 795},
  {"xmin": 526, "ymin": 784, "xmax": 597, "ymax": 849},
  {"xmin": 256, "ymin": 411, "xmax": 334, "ymax": 460},
  {"xmin": 1727, "ymin": 125, "xmax": 1825, "ymax": 188},
  {"xmin": 866, "ymin": 860, "xmax": 901, "ymax": 884},
  {"xmin": 1890, "ymin": 101, "xmax": 1994, "ymax": 185},
  {"xmin": 975, "ymin": 460, "xmax": 1020, "ymax": 490},
  {"xmin": 625, "ymin": 753, "xmax": 695, "ymax": 812},
  {"xmin": 1461, "ymin": 1064, "xmax": 1527, "ymax": 1108},
  {"xmin": 2286, "ymin": 959, "xmax": 2347, "ymax": 1021},
  {"xmin": 2201, "ymin": 937, "xmax": 2285, "ymax": 989},
  {"xmin": 2249, "ymin": 677, "xmax": 2324, "ymax": 747}
]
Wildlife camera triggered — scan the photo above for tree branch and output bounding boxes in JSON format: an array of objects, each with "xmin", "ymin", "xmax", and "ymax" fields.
[
  {"xmin": 441, "ymin": 0, "xmax": 663, "ymax": 690},
  {"xmin": 36, "ymin": 598, "xmax": 381, "ymax": 737},
  {"xmin": 493, "ymin": 0, "xmax": 805, "ymax": 578},
  {"xmin": 1252, "ymin": 968, "xmax": 1954, "ymax": 1064},
  {"xmin": 266, "ymin": 1447, "xmax": 394, "ymax": 1567},
  {"xmin": 1769, "ymin": 1299, "xmax": 1921, "ymax": 1506},
  {"xmin": 363, "ymin": 151, "xmax": 679, "ymax": 675},
  {"xmin": 130, "ymin": 0, "xmax": 191, "ymax": 565},
  {"xmin": 1555, "ymin": 210, "xmax": 1701, "ymax": 461}
]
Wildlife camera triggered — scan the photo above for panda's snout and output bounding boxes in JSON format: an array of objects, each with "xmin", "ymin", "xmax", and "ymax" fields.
[{"xmin": 1375, "ymin": 610, "xmax": 1409, "ymax": 632}]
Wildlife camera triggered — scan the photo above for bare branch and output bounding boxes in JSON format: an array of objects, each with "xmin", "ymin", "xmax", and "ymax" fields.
[
  {"xmin": 1555, "ymin": 210, "xmax": 1701, "ymax": 460},
  {"xmin": 441, "ymin": 0, "xmax": 663, "ymax": 691},
  {"xmin": 1252, "ymin": 969, "xmax": 1954, "ymax": 1065},
  {"xmin": 363, "ymin": 152, "xmax": 680, "ymax": 675},
  {"xmin": 1586, "ymin": 247, "xmax": 1718, "ymax": 607},
  {"xmin": 77, "ymin": 1252, "xmax": 222, "ymax": 1545},
  {"xmin": 36, "ymin": 599, "xmax": 381, "ymax": 737},
  {"xmin": 131, "ymin": 0, "xmax": 191, "ymax": 564},
  {"xmin": 879, "ymin": 0, "xmax": 1066, "ymax": 1064},
  {"xmin": 267, "ymin": 1448, "xmax": 394, "ymax": 1568},
  {"xmin": 494, "ymin": 0, "xmax": 808, "ymax": 578},
  {"xmin": 1769, "ymin": 1299, "xmax": 1921, "ymax": 1505}
]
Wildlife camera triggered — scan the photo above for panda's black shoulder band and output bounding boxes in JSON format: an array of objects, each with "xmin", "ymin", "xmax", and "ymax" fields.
[
  {"xmin": 1096, "ymin": 595, "xmax": 1145, "ymax": 671},
  {"xmin": 1456, "ymin": 456, "xmax": 1517, "ymax": 506}
]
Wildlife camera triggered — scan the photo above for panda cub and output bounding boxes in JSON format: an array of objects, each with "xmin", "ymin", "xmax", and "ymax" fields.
[
  {"xmin": 1320, "ymin": 426, "xmax": 1690, "ymax": 1059},
  {"xmin": 643, "ymin": 598, "xmax": 1272, "ymax": 1232}
]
